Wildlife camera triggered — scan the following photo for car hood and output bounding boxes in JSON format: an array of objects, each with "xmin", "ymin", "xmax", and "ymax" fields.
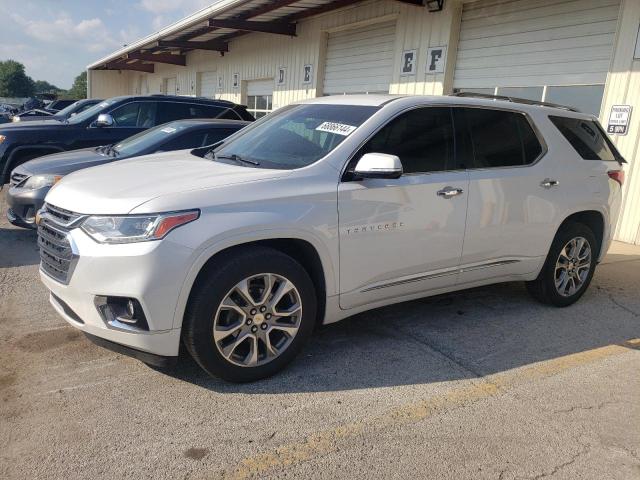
[
  {"xmin": 15, "ymin": 115, "xmax": 63, "ymax": 123},
  {"xmin": 0, "ymin": 119, "xmax": 69, "ymax": 132},
  {"xmin": 45, "ymin": 150, "xmax": 293, "ymax": 214},
  {"xmin": 20, "ymin": 148, "xmax": 111, "ymax": 175}
]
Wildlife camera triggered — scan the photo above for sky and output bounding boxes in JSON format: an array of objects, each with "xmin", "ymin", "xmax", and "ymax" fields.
[{"xmin": 0, "ymin": 0, "xmax": 215, "ymax": 89}]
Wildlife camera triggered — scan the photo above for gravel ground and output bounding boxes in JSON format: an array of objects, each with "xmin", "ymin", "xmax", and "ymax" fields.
[{"xmin": 1, "ymin": 189, "xmax": 639, "ymax": 480}]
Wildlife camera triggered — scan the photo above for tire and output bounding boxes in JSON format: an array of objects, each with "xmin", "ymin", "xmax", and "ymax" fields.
[
  {"xmin": 526, "ymin": 222, "xmax": 598, "ymax": 307},
  {"xmin": 182, "ymin": 246, "xmax": 317, "ymax": 382}
]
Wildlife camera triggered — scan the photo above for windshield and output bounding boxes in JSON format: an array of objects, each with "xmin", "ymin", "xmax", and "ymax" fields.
[
  {"xmin": 55, "ymin": 101, "xmax": 83, "ymax": 118},
  {"xmin": 213, "ymin": 104, "xmax": 379, "ymax": 169},
  {"xmin": 111, "ymin": 122, "xmax": 192, "ymax": 157},
  {"xmin": 67, "ymin": 98, "xmax": 118, "ymax": 124}
]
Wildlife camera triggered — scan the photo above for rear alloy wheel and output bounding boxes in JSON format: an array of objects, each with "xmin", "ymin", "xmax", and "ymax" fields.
[
  {"xmin": 526, "ymin": 222, "xmax": 597, "ymax": 307},
  {"xmin": 183, "ymin": 247, "xmax": 316, "ymax": 382},
  {"xmin": 553, "ymin": 237, "xmax": 592, "ymax": 297}
]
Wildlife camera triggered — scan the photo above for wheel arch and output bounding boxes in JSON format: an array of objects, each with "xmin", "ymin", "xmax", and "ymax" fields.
[
  {"xmin": 555, "ymin": 209, "xmax": 606, "ymax": 259},
  {"xmin": 174, "ymin": 234, "xmax": 334, "ymax": 330}
]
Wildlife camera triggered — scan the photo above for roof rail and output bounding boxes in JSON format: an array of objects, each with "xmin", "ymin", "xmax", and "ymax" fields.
[{"xmin": 452, "ymin": 92, "xmax": 580, "ymax": 113}]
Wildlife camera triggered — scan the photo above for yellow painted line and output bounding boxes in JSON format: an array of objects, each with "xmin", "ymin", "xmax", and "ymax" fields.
[{"xmin": 225, "ymin": 341, "xmax": 638, "ymax": 480}]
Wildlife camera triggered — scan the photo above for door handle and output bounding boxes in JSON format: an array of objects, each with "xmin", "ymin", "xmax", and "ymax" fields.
[
  {"xmin": 437, "ymin": 186, "xmax": 464, "ymax": 198},
  {"xmin": 540, "ymin": 178, "xmax": 559, "ymax": 189}
]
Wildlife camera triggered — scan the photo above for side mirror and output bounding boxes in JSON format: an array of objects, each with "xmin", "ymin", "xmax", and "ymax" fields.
[
  {"xmin": 94, "ymin": 113, "xmax": 114, "ymax": 127},
  {"xmin": 353, "ymin": 153, "xmax": 403, "ymax": 180}
]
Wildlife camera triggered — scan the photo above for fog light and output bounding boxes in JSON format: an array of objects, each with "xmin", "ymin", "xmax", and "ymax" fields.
[{"xmin": 94, "ymin": 296, "xmax": 149, "ymax": 331}]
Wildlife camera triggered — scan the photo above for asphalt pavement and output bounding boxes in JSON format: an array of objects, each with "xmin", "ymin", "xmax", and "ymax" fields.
[{"xmin": 1, "ymin": 190, "xmax": 639, "ymax": 479}]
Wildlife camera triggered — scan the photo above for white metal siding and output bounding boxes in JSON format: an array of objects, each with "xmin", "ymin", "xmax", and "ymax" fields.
[
  {"xmin": 603, "ymin": 0, "xmax": 640, "ymax": 245},
  {"xmin": 323, "ymin": 20, "xmax": 396, "ymax": 95},
  {"xmin": 197, "ymin": 71, "xmax": 217, "ymax": 97},
  {"xmin": 164, "ymin": 77, "xmax": 177, "ymax": 95},
  {"xmin": 454, "ymin": 0, "xmax": 621, "ymax": 89}
]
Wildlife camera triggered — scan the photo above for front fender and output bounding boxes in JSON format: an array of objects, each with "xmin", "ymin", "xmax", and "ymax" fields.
[
  {"xmin": 3, "ymin": 144, "xmax": 66, "ymax": 177},
  {"xmin": 170, "ymin": 226, "xmax": 338, "ymax": 330}
]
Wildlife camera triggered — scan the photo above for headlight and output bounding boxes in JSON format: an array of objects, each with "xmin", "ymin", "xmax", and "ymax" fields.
[
  {"xmin": 81, "ymin": 210, "xmax": 199, "ymax": 244},
  {"xmin": 22, "ymin": 174, "xmax": 63, "ymax": 190},
  {"xmin": 0, "ymin": 134, "xmax": 5, "ymax": 143},
  {"xmin": 12, "ymin": 116, "xmax": 20, "ymax": 122}
]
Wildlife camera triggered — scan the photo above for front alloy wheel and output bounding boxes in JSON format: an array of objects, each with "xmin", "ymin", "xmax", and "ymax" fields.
[
  {"xmin": 183, "ymin": 246, "xmax": 316, "ymax": 382},
  {"xmin": 214, "ymin": 273, "xmax": 303, "ymax": 367}
]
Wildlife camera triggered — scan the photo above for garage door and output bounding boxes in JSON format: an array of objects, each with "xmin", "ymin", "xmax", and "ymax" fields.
[
  {"xmin": 323, "ymin": 21, "xmax": 396, "ymax": 95},
  {"xmin": 453, "ymin": 0, "xmax": 621, "ymax": 115},
  {"xmin": 246, "ymin": 79, "xmax": 274, "ymax": 118},
  {"xmin": 197, "ymin": 71, "xmax": 217, "ymax": 98}
]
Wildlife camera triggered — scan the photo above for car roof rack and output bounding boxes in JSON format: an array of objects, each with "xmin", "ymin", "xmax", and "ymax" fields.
[{"xmin": 452, "ymin": 92, "xmax": 580, "ymax": 113}]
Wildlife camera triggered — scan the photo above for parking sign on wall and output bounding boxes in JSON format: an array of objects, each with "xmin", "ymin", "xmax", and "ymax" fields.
[{"xmin": 607, "ymin": 105, "xmax": 632, "ymax": 135}]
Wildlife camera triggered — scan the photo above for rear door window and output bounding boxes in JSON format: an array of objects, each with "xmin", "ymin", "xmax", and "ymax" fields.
[
  {"xmin": 457, "ymin": 108, "xmax": 543, "ymax": 168},
  {"xmin": 549, "ymin": 116, "xmax": 616, "ymax": 161},
  {"xmin": 157, "ymin": 103, "xmax": 226, "ymax": 123}
]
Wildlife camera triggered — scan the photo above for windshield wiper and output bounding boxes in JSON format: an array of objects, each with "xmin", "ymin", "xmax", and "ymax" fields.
[{"xmin": 215, "ymin": 153, "xmax": 260, "ymax": 166}]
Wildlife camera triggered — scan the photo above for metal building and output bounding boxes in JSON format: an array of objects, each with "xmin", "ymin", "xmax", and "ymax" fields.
[{"xmin": 87, "ymin": 0, "xmax": 640, "ymax": 244}]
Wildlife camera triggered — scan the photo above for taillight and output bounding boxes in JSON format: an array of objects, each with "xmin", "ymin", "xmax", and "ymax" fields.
[{"xmin": 608, "ymin": 170, "xmax": 624, "ymax": 186}]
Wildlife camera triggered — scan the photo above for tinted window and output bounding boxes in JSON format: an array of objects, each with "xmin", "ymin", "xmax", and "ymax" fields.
[
  {"xmin": 113, "ymin": 122, "xmax": 202, "ymax": 157},
  {"xmin": 203, "ymin": 128, "xmax": 239, "ymax": 146},
  {"xmin": 362, "ymin": 107, "xmax": 454, "ymax": 174},
  {"xmin": 461, "ymin": 108, "xmax": 542, "ymax": 168},
  {"xmin": 111, "ymin": 102, "xmax": 157, "ymax": 127},
  {"xmin": 157, "ymin": 102, "xmax": 226, "ymax": 123},
  {"xmin": 214, "ymin": 104, "xmax": 378, "ymax": 169},
  {"xmin": 160, "ymin": 131, "xmax": 208, "ymax": 151},
  {"xmin": 549, "ymin": 116, "xmax": 616, "ymax": 161}
]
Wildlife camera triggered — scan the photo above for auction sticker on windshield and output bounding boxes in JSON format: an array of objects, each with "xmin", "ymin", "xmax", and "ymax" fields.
[{"xmin": 316, "ymin": 122, "xmax": 357, "ymax": 136}]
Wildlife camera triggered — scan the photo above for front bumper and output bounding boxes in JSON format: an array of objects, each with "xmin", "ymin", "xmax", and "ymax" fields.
[
  {"xmin": 40, "ymin": 227, "xmax": 195, "ymax": 357},
  {"xmin": 5, "ymin": 185, "xmax": 47, "ymax": 228}
]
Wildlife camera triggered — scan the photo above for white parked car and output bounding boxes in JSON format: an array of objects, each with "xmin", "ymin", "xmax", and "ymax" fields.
[{"xmin": 38, "ymin": 94, "xmax": 626, "ymax": 381}]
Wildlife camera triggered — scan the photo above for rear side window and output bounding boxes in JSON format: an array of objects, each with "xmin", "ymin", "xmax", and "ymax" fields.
[
  {"xmin": 157, "ymin": 103, "xmax": 225, "ymax": 123},
  {"xmin": 549, "ymin": 116, "xmax": 616, "ymax": 161},
  {"xmin": 459, "ymin": 108, "xmax": 543, "ymax": 168}
]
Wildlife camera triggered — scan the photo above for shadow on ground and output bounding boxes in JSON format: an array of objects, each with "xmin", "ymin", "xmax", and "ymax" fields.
[
  {"xmin": 156, "ymin": 256, "xmax": 640, "ymax": 394},
  {"xmin": 0, "ymin": 226, "xmax": 39, "ymax": 268}
]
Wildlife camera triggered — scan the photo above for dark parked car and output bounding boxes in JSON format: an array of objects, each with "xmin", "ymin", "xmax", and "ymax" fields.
[
  {"xmin": 12, "ymin": 99, "xmax": 102, "ymax": 123},
  {"xmin": 6, "ymin": 118, "xmax": 250, "ymax": 228},
  {"xmin": 0, "ymin": 95, "xmax": 254, "ymax": 184}
]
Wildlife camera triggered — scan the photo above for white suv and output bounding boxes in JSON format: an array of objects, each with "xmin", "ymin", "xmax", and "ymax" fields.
[{"xmin": 38, "ymin": 94, "xmax": 626, "ymax": 381}]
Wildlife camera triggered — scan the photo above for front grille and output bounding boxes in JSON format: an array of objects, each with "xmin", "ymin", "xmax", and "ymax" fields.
[
  {"xmin": 10, "ymin": 172, "xmax": 28, "ymax": 187},
  {"xmin": 37, "ymin": 203, "xmax": 84, "ymax": 284},
  {"xmin": 45, "ymin": 203, "xmax": 84, "ymax": 226}
]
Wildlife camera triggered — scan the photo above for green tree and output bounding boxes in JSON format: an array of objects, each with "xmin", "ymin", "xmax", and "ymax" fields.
[
  {"xmin": 0, "ymin": 60, "xmax": 35, "ymax": 97},
  {"xmin": 34, "ymin": 80, "xmax": 62, "ymax": 94},
  {"xmin": 66, "ymin": 71, "xmax": 87, "ymax": 99}
]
